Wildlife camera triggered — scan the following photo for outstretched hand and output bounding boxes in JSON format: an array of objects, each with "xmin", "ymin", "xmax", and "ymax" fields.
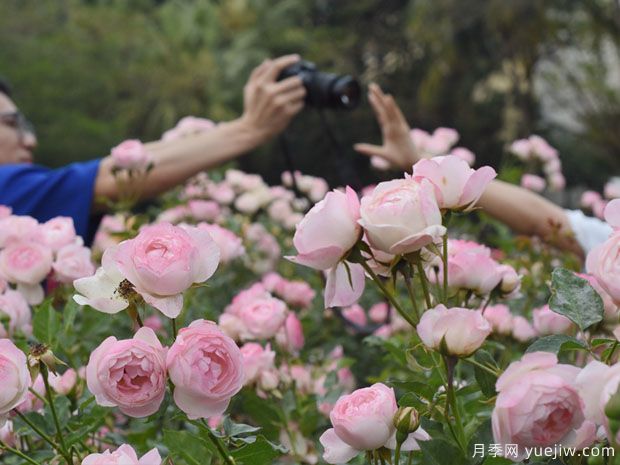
[
  {"xmin": 239, "ymin": 54, "xmax": 307, "ymax": 144},
  {"xmin": 354, "ymin": 83, "xmax": 420, "ymax": 171}
]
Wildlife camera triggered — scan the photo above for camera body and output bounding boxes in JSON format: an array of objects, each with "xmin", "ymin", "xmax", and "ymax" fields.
[{"xmin": 278, "ymin": 60, "xmax": 361, "ymax": 110}]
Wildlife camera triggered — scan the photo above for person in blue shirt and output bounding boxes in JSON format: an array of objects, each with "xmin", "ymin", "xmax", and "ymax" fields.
[{"xmin": 0, "ymin": 55, "xmax": 306, "ymax": 244}]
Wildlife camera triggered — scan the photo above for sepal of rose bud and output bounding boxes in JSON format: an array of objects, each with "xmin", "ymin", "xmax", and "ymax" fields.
[
  {"xmin": 28, "ymin": 344, "xmax": 66, "ymax": 376},
  {"xmin": 393, "ymin": 406, "xmax": 420, "ymax": 436}
]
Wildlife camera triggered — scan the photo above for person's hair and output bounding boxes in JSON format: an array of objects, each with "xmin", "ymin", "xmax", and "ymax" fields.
[{"xmin": 0, "ymin": 77, "xmax": 12, "ymax": 97}]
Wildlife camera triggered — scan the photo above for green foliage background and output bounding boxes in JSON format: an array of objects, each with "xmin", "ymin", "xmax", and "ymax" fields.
[{"xmin": 1, "ymin": 0, "xmax": 618, "ymax": 188}]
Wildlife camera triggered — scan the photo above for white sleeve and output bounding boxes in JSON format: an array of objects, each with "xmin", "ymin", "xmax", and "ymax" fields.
[{"xmin": 564, "ymin": 209, "xmax": 612, "ymax": 255}]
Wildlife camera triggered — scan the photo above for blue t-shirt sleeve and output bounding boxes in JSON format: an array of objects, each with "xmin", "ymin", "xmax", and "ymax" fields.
[{"xmin": 0, "ymin": 160, "xmax": 102, "ymax": 244}]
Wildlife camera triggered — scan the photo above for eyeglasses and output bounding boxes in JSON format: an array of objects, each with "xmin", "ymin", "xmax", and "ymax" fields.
[{"xmin": 0, "ymin": 111, "xmax": 36, "ymax": 144}]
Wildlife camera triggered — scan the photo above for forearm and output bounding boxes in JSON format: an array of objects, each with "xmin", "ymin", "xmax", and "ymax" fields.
[
  {"xmin": 94, "ymin": 118, "xmax": 264, "ymax": 203},
  {"xmin": 478, "ymin": 180, "xmax": 583, "ymax": 257}
]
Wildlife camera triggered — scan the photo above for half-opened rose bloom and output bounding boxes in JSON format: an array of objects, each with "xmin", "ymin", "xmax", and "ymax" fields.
[
  {"xmin": 237, "ymin": 295, "xmax": 288, "ymax": 340},
  {"xmin": 38, "ymin": 217, "xmax": 77, "ymax": 251},
  {"xmin": 417, "ymin": 305, "xmax": 491, "ymax": 356},
  {"xmin": 483, "ymin": 304, "xmax": 513, "ymax": 335},
  {"xmin": 106, "ymin": 222, "xmax": 220, "ymax": 317},
  {"xmin": 492, "ymin": 352, "xmax": 596, "ymax": 461},
  {"xmin": 195, "ymin": 223, "xmax": 245, "ymax": 264},
  {"xmin": 359, "ymin": 177, "xmax": 445, "ymax": 255},
  {"xmin": 412, "ymin": 155, "xmax": 496, "ymax": 211},
  {"xmin": 319, "ymin": 383, "xmax": 429, "ymax": 464},
  {"xmin": 48, "ymin": 369, "xmax": 78, "ymax": 396},
  {"xmin": 167, "ymin": 320, "xmax": 243, "ymax": 419},
  {"xmin": 287, "ymin": 187, "xmax": 360, "ymax": 270},
  {"xmin": 81, "ymin": 444, "xmax": 161, "ymax": 465},
  {"xmin": 0, "ymin": 339, "xmax": 30, "ymax": 426},
  {"xmin": 110, "ymin": 139, "xmax": 152, "ymax": 170},
  {"xmin": 87, "ymin": 327, "xmax": 167, "ymax": 418}
]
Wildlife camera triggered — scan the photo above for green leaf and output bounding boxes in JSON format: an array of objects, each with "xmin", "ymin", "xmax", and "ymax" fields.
[
  {"xmin": 525, "ymin": 335, "xmax": 587, "ymax": 354},
  {"xmin": 62, "ymin": 299, "xmax": 80, "ymax": 334},
  {"xmin": 548, "ymin": 268, "xmax": 604, "ymax": 331},
  {"xmin": 472, "ymin": 350, "xmax": 498, "ymax": 398},
  {"xmin": 33, "ymin": 300, "xmax": 61, "ymax": 348},
  {"xmin": 231, "ymin": 435, "xmax": 286, "ymax": 465},
  {"xmin": 163, "ymin": 429, "xmax": 214, "ymax": 465},
  {"xmin": 419, "ymin": 438, "xmax": 468, "ymax": 465},
  {"xmin": 222, "ymin": 417, "xmax": 261, "ymax": 437}
]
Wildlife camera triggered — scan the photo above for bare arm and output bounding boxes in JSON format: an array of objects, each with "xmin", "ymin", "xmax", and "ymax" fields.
[
  {"xmin": 354, "ymin": 83, "xmax": 583, "ymax": 258},
  {"xmin": 94, "ymin": 55, "xmax": 306, "ymax": 206}
]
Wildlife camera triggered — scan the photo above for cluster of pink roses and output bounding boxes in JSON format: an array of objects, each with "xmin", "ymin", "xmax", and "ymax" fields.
[
  {"xmin": 87, "ymin": 321, "xmax": 243, "ymax": 420},
  {"xmin": 581, "ymin": 178, "xmax": 620, "ymax": 220},
  {"xmin": 509, "ymin": 135, "xmax": 565, "ymax": 192},
  {"xmin": 218, "ymin": 282, "xmax": 304, "ymax": 353},
  {"xmin": 0, "ymin": 210, "xmax": 95, "ymax": 305},
  {"xmin": 289, "ymin": 155, "xmax": 497, "ymax": 307},
  {"xmin": 587, "ymin": 200, "xmax": 620, "ymax": 307}
]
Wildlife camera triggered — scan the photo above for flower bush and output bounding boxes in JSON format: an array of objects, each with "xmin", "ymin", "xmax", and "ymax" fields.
[{"xmin": 2, "ymin": 124, "xmax": 620, "ymax": 465}]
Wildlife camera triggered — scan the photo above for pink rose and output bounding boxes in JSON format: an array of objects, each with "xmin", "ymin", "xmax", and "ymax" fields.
[
  {"xmin": 48, "ymin": 369, "xmax": 77, "ymax": 396},
  {"xmin": 276, "ymin": 313, "xmax": 305, "ymax": 353},
  {"xmin": 275, "ymin": 280, "xmax": 316, "ymax": 309},
  {"xmin": 188, "ymin": 200, "xmax": 221, "ymax": 222},
  {"xmin": 156, "ymin": 205, "xmax": 190, "ymax": 224},
  {"xmin": 412, "ymin": 155, "xmax": 496, "ymax": 211},
  {"xmin": 587, "ymin": 233, "xmax": 620, "ymax": 307},
  {"xmin": 492, "ymin": 352, "xmax": 596, "ymax": 460},
  {"xmin": 237, "ymin": 295, "xmax": 289, "ymax": 340},
  {"xmin": 110, "ymin": 139, "xmax": 152, "ymax": 170},
  {"xmin": 605, "ymin": 178, "xmax": 620, "ymax": 200},
  {"xmin": 0, "ymin": 215, "xmax": 38, "ymax": 248},
  {"xmin": 108, "ymin": 222, "xmax": 220, "ymax": 317},
  {"xmin": 483, "ymin": 304, "xmax": 513, "ymax": 335},
  {"xmin": 240, "ymin": 343, "xmax": 279, "ymax": 391},
  {"xmin": 166, "ymin": 320, "xmax": 244, "ymax": 419},
  {"xmin": 532, "ymin": 305, "xmax": 574, "ymax": 335},
  {"xmin": 38, "ymin": 217, "xmax": 76, "ymax": 251},
  {"xmin": 323, "ymin": 261, "xmax": 366, "ymax": 308},
  {"xmin": 510, "ymin": 139, "xmax": 533, "ymax": 160},
  {"xmin": 0, "ymin": 339, "xmax": 30, "ymax": 425},
  {"xmin": 0, "ymin": 240, "xmax": 52, "ymax": 304},
  {"xmin": 206, "ymin": 182, "xmax": 235, "ymax": 205},
  {"xmin": 196, "ymin": 223, "xmax": 245, "ymax": 264},
  {"xmin": 359, "ymin": 177, "xmax": 445, "ymax": 255},
  {"xmin": 161, "ymin": 116, "xmax": 216, "ymax": 141},
  {"xmin": 342, "ymin": 304, "xmax": 368, "ymax": 327},
  {"xmin": 320, "ymin": 383, "xmax": 428, "ymax": 464},
  {"xmin": 578, "ymin": 273, "xmax": 618, "ymax": 323},
  {"xmin": 369, "ymin": 302, "xmax": 389, "ymax": 323},
  {"xmin": 417, "ymin": 305, "xmax": 491, "ymax": 356},
  {"xmin": 82, "ymin": 444, "xmax": 161, "ymax": 465},
  {"xmin": 87, "ymin": 327, "xmax": 167, "ymax": 418},
  {"xmin": 0, "ymin": 289, "xmax": 32, "ymax": 337},
  {"xmin": 288, "ymin": 187, "xmax": 361, "ymax": 270},
  {"xmin": 548, "ymin": 172, "xmax": 566, "ymax": 191},
  {"xmin": 53, "ymin": 243, "xmax": 95, "ymax": 283},
  {"xmin": 520, "ymin": 174, "xmax": 546, "ymax": 192},
  {"xmin": 16, "ymin": 374, "xmax": 44, "ymax": 414},
  {"xmin": 435, "ymin": 247, "xmax": 507, "ymax": 296},
  {"xmin": 511, "ymin": 316, "xmax": 536, "ymax": 342}
]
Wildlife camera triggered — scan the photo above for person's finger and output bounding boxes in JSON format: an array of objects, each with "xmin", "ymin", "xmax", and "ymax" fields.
[
  {"xmin": 276, "ymin": 86, "xmax": 307, "ymax": 104},
  {"xmin": 383, "ymin": 94, "xmax": 407, "ymax": 125},
  {"xmin": 249, "ymin": 59, "xmax": 272, "ymax": 82},
  {"xmin": 353, "ymin": 143, "xmax": 389, "ymax": 159},
  {"xmin": 260, "ymin": 54, "xmax": 301, "ymax": 83},
  {"xmin": 368, "ymin": 92, "xmax": 388, "ymax": 127},
  {"xmin": 270, "ymin": 75, "xmax": 305, "ymax": 94},
  {"xmin": 285, "ymin": 100, "xmax": 305, "ymax": 116}
]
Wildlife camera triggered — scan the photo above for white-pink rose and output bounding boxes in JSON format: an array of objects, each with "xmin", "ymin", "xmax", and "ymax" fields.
[
  {"xmin": 412, "ymin": 155, "xmax": 496, "ymax": 211},
  {"xmin": 511, "ymin": 316, "xmax": 536, "ymax": 342},
  {"xmin": 82, "ymin": 444, "xmax": 161, "ymax": 465},
  {"xmin": 587, "ymin": 231, "xmax": 620, "ymax": 305},
  {"xmin": 237, "ymin": 296, "xmax": 289, "ymax": 340},
  {"xmin": 417, "ymin": 305, "xmax": 491, "ymax": 356},
  {"xmin": 483, "ymin": 304, "xmax": 513, "ymax": 335},
  {"xmin": 240, "ymin": 343, "xmax": 278, "ymax": 390},
  {"xmin": 87, "ymin": 327, "xmax": 167, "ymax": 418},
  {"xmin": 288, "ymin": 187, "xmax": 361, "ymax": 270},
  {"xmin": 188, "ymin": 200, "xmax": 220, "ymax": 222},
  {"xmin": 0, "ymin": 289, "xmax": 31, "ymax": 337},
  {"xmin": 359, "ymin": 177, "xmax": 445, "ymax": 255},
  {"xmin": 110, "ymin": 139, "xmax": 152, "ymax": 170},
  {"xmin": 166, "ymin": 320, "xmax": 244, "ymax": 419},
  {"xmin": 0, "ymin": 240, "xmax": 52, "ymax": 304}
]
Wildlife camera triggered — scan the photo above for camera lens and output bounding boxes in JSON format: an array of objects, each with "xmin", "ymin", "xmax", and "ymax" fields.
[{"xmin": 331, "ymin": 76, "xmax": 361, "ymax": 110}]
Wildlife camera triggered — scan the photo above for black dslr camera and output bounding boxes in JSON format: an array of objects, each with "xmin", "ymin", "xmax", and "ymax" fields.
[{"xmin": 278, "ymin": 60, "xmax": 361, "ymax": 110}]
